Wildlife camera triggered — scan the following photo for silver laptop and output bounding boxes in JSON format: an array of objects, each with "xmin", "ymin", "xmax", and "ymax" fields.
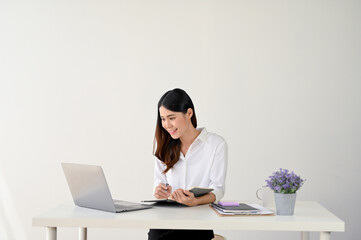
[{"xmin": 61, "ymin": 163, "xmax": 152, "ymax": 213}]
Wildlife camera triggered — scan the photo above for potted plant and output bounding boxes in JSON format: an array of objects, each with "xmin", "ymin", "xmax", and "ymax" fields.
[{"xmin": 266, "ymin": 168, "xmax": 305, "ymax": 215}]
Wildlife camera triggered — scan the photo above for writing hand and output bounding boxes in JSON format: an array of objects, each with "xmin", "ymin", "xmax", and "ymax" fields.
[
  {"xmin": 154, "ymin": 183, "xmax": 172, "ymax": 199},
  {"xmin": 171, "ymin": 189, "xmax": 197, "ymax": 207}
]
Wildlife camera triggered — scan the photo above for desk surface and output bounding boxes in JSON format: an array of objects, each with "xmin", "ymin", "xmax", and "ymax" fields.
[{"xmin": 32, "ymin": 201, "xmax": 344, "ymax": 232}]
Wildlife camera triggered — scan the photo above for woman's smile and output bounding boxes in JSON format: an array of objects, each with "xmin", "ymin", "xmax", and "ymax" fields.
[{"xmin": 168, "ymin": 129, "xmax": 178, "ymax": 135}]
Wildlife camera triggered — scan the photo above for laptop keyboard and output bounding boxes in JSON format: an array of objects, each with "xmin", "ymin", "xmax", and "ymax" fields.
[
  {"xmin": 115, "ymin": 204, "xmax": 136, "ymax": 210},
  {"xmin": 113, "ymin": 199, "xmax": 152, "ymax": 212}
]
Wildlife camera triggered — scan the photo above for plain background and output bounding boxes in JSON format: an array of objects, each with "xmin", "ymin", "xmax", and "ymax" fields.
[{"xmin": 1, "ymin": 0, "xmax": 360, "ymax": 239}]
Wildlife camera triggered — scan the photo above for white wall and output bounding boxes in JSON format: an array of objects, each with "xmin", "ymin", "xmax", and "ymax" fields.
[{"xmin": 1, "ymin": 1, "xmax": 360, "ymax": 239}]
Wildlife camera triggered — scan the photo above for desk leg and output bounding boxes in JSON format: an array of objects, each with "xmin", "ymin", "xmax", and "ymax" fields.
[
  {"xmin": 46, "ymin": 227, "xmax": 57, "ymax": 240},
  {"xmin": 301, "ymin": 231, "xmax": 309, "ymax": 240},
  {"xmin": 320, "ymin": 232, "xmax": 331, "ymax": 240},
  {"xmin": 79, "ymin": 227, "xmax": 87, "ymax": 240}
]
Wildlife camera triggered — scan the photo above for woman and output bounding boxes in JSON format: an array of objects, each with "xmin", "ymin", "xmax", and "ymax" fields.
[{"xmin": 148, "ymin": 88, "xmax": 228, "ymax": 240}]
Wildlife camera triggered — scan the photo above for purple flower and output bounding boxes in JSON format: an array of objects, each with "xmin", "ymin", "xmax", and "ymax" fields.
[{"xmin": 265, "ymin": 168, "xmax": 305, "ymax": 194}]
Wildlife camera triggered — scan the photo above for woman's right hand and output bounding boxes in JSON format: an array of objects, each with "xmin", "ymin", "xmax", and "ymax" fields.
[{"xmin": 154, "ymin": 183, "xmax": 172, "ymax": 199}]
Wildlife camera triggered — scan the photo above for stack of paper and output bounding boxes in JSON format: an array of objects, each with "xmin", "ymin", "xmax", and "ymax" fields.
[{"xmin": 211, "ymin": 203, "xmax": 274, "ymax": 216}]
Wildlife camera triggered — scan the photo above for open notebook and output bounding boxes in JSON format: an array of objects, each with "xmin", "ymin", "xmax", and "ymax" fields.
[{"xmin": 142, "ymin": 187, "xmax": 214, "ymax": 203}]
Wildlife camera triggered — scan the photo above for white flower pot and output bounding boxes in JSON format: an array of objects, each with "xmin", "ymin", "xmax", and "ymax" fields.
[{"xmin": 274, "ymin": 193, "xmax": 297, "ymax": 215}]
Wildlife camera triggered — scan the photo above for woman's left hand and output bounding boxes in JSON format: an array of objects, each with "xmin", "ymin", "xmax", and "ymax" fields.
[{"xmin": 170, "ymin": 189, "xmax": 197, "ymax": 207}]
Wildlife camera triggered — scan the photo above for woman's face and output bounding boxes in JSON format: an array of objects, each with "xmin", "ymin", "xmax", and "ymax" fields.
[{"xmin": 159, "ymin": 106, "xmax": 192, "ymax": 139}]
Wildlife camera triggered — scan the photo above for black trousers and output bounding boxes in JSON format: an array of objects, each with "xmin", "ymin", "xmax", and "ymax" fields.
[{"xmin": 148, "ymin": 229, "xmax": 214, "ymax": 240}]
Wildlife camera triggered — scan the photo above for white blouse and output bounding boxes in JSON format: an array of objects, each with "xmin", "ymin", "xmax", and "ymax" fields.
[{"xmin": 153, "ymin": 128, "xmax": 228, "ymax": 202}]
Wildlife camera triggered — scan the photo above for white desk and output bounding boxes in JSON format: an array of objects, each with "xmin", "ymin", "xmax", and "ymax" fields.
[{"xmin": 32, "ymin": 201, "xmax": 344, "ymax": 240}]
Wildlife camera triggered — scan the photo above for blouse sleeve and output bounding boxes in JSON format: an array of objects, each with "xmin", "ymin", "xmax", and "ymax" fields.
[
  {"xmin": 153, "ymin": 156, "xmax": 167, "ymax": 195},
  {"xmin": 209, "ymin": 140, "xmax": 228, "ymax": 203}
]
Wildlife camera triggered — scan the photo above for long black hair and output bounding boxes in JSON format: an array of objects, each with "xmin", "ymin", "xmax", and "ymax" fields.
[{"xmin": 154, "ymin": 88, "xmax": 197, "ymax": 173}]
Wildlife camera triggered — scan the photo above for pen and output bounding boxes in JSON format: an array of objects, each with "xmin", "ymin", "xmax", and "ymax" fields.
[{"xmin": 165, "ymin": 183, "xmax": 169, "ymax": 192}]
